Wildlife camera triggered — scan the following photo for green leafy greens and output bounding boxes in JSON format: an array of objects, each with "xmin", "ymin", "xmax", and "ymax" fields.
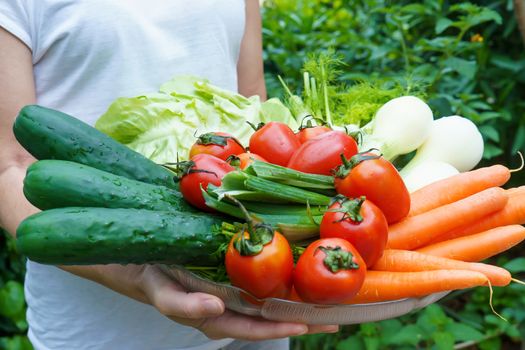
[
  {"xmin": 95, "ymin": 76, "xmax": 298, "ymax": 164},
  {"xmin": 280, "ymin": 50, "xmax": 426, "ymax": 128}
]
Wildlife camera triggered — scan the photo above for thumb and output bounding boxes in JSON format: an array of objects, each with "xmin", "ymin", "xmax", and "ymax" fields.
[{"xmin": 141, "ymin": 265, "xmax": 225, "ymax": 319}]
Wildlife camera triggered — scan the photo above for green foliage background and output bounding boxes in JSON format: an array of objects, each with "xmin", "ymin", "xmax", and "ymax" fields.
[
  {"xmin": 1, "ymin": 0, "xmax": 524, "ymax": 349},
  {"xmin": 263, "ymin": 0, "xmax": 525, "ymax": 184},
  {"xmin": 0, "ymin": 232, "xmax": 31, "ymax": 350},
  {"xmin": 262, "ymin": 0, "xmax": 525, "ymax": 349}
]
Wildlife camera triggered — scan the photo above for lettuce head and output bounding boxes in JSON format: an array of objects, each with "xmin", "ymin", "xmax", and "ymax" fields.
[{"xmin": 95, "ymin": 76, "xmax": 297, "ymax": 164}]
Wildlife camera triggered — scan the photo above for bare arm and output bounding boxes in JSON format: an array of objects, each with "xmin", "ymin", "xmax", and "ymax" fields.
[
  {"xmin": 0, "ymin": 27, "xmax": 38, "ymax": 235},
  {"xmin": 0, "ymin": 27, "xmax": 336, "ymax": 340},
  {"xmin": 237, "ymin": 0, "xmax": 267, "ymax": 100}
]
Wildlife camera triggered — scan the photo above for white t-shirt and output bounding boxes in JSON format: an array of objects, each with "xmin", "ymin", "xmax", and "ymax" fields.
[{"xmin": 0, "ymin": 1, "xmax": 262, "ymax": 349}]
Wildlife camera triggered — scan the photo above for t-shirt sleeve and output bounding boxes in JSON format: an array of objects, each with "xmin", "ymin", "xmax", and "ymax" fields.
[{"xmin": 0, "ymin": 0, "xmax": 33, "ymax": 51}]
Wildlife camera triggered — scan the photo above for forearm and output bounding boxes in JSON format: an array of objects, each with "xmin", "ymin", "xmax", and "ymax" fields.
[
  {"xmin": 0, "ymin": 163, "xmax": 37, "ymax": 236},
  {"xmin": 237, "ymin": 0, "xmax": 267, "ymax": 100},
  {"xmin": 0, "ymin": 27, "xmax": 38, "ymax": 235},
  {"xmin": 0, "ymin": 164, "xmax": 150, "ymax": 304},
  {"xmin": 62, "ymin": 264, "xmax": 149, "ymax": 304}
]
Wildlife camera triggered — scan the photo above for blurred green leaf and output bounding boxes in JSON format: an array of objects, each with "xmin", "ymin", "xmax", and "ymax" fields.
[
  {"xmin": 388, "ymin": 324, "xmax": 424, "ymax": 346},
  {"xmin": 483, "ymin": 143, "xmax": 504, "ymax": 159},
  {"xmin": 0, "ymin": 315, "xmax": 23, "ymax": 334},
  {"xmin": 376, "ymin": 319, "xmax": 403, "ymax": 343},
  {"xmin": 479, "ymin": 336, "xmax": 502, "ymax": 350},
  {"xmin": 444, "ymin": 57, "xmax": 477, "ymax": 79},
  {"xmin": 478, "ymin": 111, "xmax": 502, "ymax": 122},
  {"xmin": 449, "ymin": 3, "xmax": 502, "ymax": 29},
  {"xmin": 479, "ymin": 125, "xmax": 500, "ymax": 142},
  {"xmin": 0, "ymin": 336, "xmax": 33, "ymax": 350},
  {"xmin": 445, "ymin": 322, "xmax": 485, "ymax": 342},
  {"xmin": 0, "ymin": 282, "xmax": 24, "ymax": 318},
  {"xmin": 435, "ymin": 18, "xmax": 453, "ymax": 34},
  {"xmin": 432, "ymin": 331, "xmax": 455, "ymax": 350},
  {"xmin": 363, "ymin": 336, "xmax": 380, "ymax": 350},
  {"xmin": 336, "ymin": 336, "xmax": 364, "ymax": 350},
  {"xmin": 490, "ymin": 55, "xmax": 525, "ymax": 72},
  {"xmin": 417, "ymin": 304, "xmax": 451, "ymax": 335},
  {"xmin": 511, "ymin": 122, "xmax": 525, "ymax": 154},
  {"xmin": 504, "ymin": 258, "xmax": 525, "ymax": 273},
  {"xmin": 505, "ymin": 323, "xmax": 521, "ymax": 339}
]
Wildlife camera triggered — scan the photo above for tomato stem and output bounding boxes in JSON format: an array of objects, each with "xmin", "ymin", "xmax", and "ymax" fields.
[
  {"xmin": 334, "ymin": 149, "xmax": 382, "ymax": 178},
  {"xmin": 196, "ymin": 132, "xmax": 229, "ymax": 146},
  {"xmin": 292, "ymin": 245, "xmax": 306, "ymax": 263},
  {"xmin": 246, "ymin": 121, "xmax": 265, "ymax": 132},
  {"xmin": 196, "ymin": 132, "xmax": 245, "ymax": 150},
  {"xmin": 317, "ymin": 246, "xmax": 360, "ymax": 273},
  {"xmin": 163, "ymin": 159, "xmax": 195, "ymax": 181},
  {"xmin": 226, "ymin": 155, "xmax": 241, "ymax": 168},
  {"xmin": 163, "ymin": 156, "xmax": 222, "ymax": 181},
  {"xmin": 345, "ymin": 128, "xmax": 363, "ymax": 146},
  {"xmin": 328, "ymin": 195, "xmax": 366, "ymax": 223},
  {"xmin": 298, "ymin": 115, "xmax": 329, "ymax": 130},
  {"xmin": 225, "ymin": 195, "xmax": 275, "ymax": 256}
]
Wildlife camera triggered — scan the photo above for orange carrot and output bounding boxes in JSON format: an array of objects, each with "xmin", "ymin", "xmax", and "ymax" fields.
[
  {"xmin": 347, "ymin": 270, "xmax": 488, "ymax": 304},
  {"xmin": 409, "ymin": 165, "xmax": 510, "ymax": 216},
  {"xmin": 428, "ymin": 188, "xmax": 525, "ymax": 244},
  {"xmin": 372, "ymin": 249, "xmax": 511, "ymax": 286},
  {"xmin": 417, "ymin": 225, "xmax": 525, "ymax": 262},
  {"xmin": 387, "ymin": 187, "xmax": 508, "ymax": 250}
]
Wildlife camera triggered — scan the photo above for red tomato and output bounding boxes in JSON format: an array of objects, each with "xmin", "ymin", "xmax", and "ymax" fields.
[
  {"xmin": 320, "ymin": 197, "xmax": 388, "ymax": 267},
  {"xmin": 228, "ymin": 152, "xmax": 267, "ymax": 170},
  {"xmin": 225, "ymin": 229, "xmax": 294, "ymax": 300},
  {"xmin": 179, "ymin": 154, "xmax": 234, "ymax": 211},
  {"xmin": 296, "ymin": 125, "xmax": 331, "ymax": 144},
  {"xmin": 334, "ymin": 152, "xmax": 410, "ymax": 224},
  {"xmin": 293, "ymin": 238, "xmax": 366, "ymax": 304},
  {"xmin": 287, "ymin": 131, "xmax": 358, "ymax": 175},
  {"xmin": 287, "ymin": 286, "xmax": 303, "ymax": 302},
  {"xmin": 249, "ymin": 122, "xmax": 300, "ymax": 166},
  {"xmin": 189, "ymin": 132, "xmax": 245, "ymax": 160}
]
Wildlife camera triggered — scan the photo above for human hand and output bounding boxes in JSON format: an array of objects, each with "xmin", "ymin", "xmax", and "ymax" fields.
[{"xmin": 139, "ymin": 265, "xmax": 339, "ymax": 340}]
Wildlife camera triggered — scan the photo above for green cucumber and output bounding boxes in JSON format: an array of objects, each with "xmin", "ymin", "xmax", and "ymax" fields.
[
  {"xmin": 23, "ymin": 160, "xmax": 195, "ymax": 212},
  {"xmin": 13, "ymin": 105, "xmax": 177, "ymax": 190},
  {"xmin": 16, "ymin": 207, "xmax": 228, "ymax": 265}
]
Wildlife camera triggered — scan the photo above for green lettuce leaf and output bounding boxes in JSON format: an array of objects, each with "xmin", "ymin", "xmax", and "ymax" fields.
[
  {"xmin": 95, "ymin": 75, "xmax": 297, "ymax": 164},
  {"xmin": 260, "ymin": 98, "xmax": 299, "ymax": 130}
]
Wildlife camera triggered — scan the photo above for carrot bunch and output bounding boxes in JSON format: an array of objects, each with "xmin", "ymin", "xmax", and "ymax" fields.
[{"xmin": 345, "ymin": 163, "xmax": 525, "ymax": 304}]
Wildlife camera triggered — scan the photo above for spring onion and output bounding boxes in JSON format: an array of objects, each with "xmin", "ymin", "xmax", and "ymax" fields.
[{"xmin": 245, "ymin": 160, "xmax": 334, "ymax": 189}]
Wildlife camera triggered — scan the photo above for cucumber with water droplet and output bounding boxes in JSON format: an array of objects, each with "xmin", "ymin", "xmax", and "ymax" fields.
[
  {"xmin": 23, "ymin": 160, "xmax": 195, "ymax": 212},
  {"xmin": 16, "ymin": 207, "xmax": 228, "ymax": 265},
  {"xmin": 13, "ymin": 105, "xmax": 178, "ymax": 190}
]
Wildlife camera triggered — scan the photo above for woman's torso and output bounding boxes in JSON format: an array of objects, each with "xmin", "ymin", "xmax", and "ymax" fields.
[{"xmin": 3, "ymin": 0, "xmax": 245, "ymax": 348}]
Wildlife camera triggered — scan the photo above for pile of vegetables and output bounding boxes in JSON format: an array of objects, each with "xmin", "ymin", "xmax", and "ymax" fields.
[
  {"xmin": 11, "ymin": 67, "xmax": 525, "ymax": 311},
  {"xmin": 166, "ymin": 113, "xmax": 525, "ymax": 306}
]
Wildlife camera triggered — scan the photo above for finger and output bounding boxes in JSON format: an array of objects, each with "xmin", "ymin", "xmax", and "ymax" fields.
[
  {"xmin": 198, "ymin": 309, "xmax": 308, "ymax": 341},
  {"xmin": 306, "ymin": 324, "xmax": 339, "ymax": 334},
  {"xmin": 142, "ymin": 265, "xmax": 225, "ymax": 319},
  {"xmin": 156, "ymin": 290, "xmax": 225, "ymax": 320}
]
